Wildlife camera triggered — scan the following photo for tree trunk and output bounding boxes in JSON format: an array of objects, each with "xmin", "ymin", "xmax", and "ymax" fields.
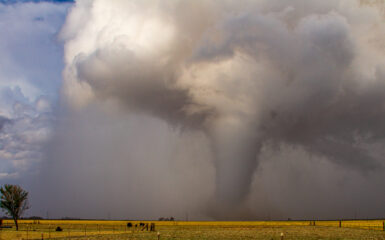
[{"xmin": 13, "ymin": 218, "xmax": 18, "ymax": 231}]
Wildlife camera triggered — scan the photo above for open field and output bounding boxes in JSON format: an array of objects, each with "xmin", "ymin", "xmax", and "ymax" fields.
[{"xmin": 0, "ymin": 219, "xmax": 384, "ymax": 239}]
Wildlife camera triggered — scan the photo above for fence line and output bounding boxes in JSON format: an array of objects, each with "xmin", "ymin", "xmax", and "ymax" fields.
[{"xmin": 0, "ymin": 219, "xmax": 383, "ymax": 239}]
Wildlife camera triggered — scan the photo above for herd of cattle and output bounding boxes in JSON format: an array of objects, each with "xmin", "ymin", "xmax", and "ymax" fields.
[{"xmin": 127, "ymin": 222, "xmax": 156, "ymax": 231}]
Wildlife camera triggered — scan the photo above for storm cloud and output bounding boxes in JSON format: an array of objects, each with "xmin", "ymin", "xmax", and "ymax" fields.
[{"xmin": 25, "ymin": 0, "xmax": 385, "ymax": 220}]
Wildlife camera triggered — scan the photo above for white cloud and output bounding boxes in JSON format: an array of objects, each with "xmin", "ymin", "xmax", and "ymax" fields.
[{"xmin": 0, "ymin": 88, "xmax": 53, "ymax": 178}]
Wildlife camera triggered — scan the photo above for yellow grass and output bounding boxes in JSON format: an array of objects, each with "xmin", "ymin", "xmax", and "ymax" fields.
[
  {"xmin": 2, "ymin": 219, "xmax": 384, "ymax": 226},
  {"xmin": 0, "ymin": 219, "xmax": 383, "ymax": 239}
]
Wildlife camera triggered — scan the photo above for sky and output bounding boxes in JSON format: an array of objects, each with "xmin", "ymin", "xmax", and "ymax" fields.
[
  {"xmin": 0, "ymin": 0, "xmax": 385, "ymax": 220},
  {"xmin": 0, "ymin": 0, "xmax": 73, "ymax": 4},
  {"xmin": 0, "ymin": 0, "xmax": 71, "ymax": 180}
]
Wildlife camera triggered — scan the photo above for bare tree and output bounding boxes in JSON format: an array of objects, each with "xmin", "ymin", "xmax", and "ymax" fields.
[{"xmin": 0, "ymin": 184, "xmax": 30, "ymax": 230}]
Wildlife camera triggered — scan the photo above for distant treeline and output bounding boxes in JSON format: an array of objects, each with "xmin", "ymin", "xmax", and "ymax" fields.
[
  {"xmin": 0, "ymin": 216, "xmax": 83, "ymax": 220},
  {"xmin": 1, "ymin": 216, "xmax": 43, "ymax": 220},
  {"xmin": 158, "ymin": 217, "xmax": 175, "ymax": 221}
]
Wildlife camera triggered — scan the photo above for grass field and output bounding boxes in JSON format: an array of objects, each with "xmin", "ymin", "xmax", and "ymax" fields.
[{"xmin": 0, "ymin": 219, "xmax": 384, "ymax": 239}]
